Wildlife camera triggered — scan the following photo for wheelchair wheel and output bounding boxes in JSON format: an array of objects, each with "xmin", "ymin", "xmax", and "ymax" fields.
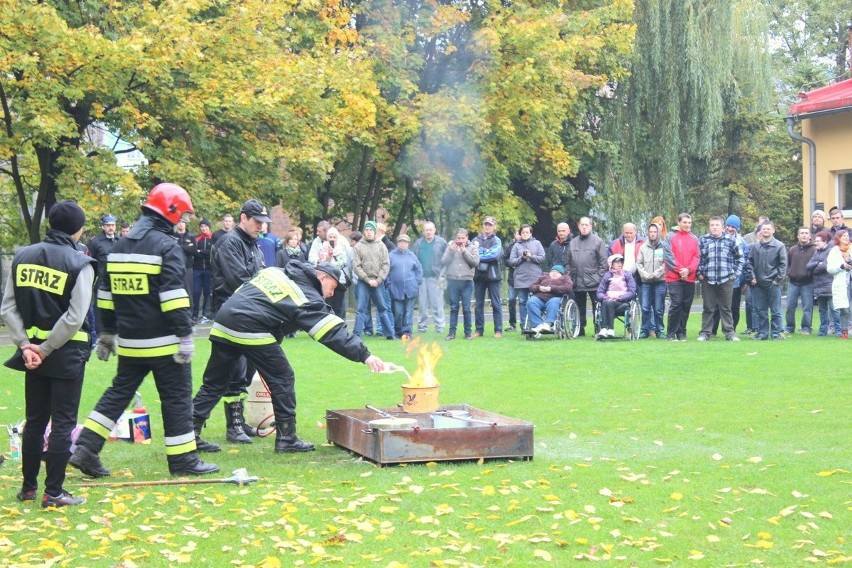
[
  {"xmin": 592, "ymin": 303, "xmax": 602, "ymax": 339},
  {"xmin": 626, "ymin": 301, "xmax": 641, "ymax": 340},
  {"xmin": 558, "ymin": 298, "xmax": 580, "ymax": 339}
]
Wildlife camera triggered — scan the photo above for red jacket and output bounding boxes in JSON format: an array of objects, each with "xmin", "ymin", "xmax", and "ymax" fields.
[{"xmin": 663, "ymin": 230, "xmax": 699, "ymax": 283}]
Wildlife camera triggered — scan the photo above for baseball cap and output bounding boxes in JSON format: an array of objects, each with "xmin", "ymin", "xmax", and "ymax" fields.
[
  {"xmin": 483, "ymin": 216, "xmax": 496, "ymax": 225},
  {"xmin": 241, "ymin": 199, "xmax": 271, "ymax": 223},
  {"xmin": 396, "ymin": 233, "xmax": 410, "ymax": 242},
  {"xmin": 315, "ymin": 262, "xmax": 347, "ymax": 291},
  {"xmin": 101, "ymin": 214, "xmax": 116, "ymax": 224}
]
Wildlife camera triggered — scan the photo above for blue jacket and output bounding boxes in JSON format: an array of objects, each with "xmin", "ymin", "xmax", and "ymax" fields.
[{"xmin": 387, "ymin": 249, "xmax": 423, "ymax": 300}]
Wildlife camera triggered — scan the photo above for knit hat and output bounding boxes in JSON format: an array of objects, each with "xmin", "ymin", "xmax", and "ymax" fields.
[
  {"xmin": 49, "ymin": 200, "xmax": 86, "ymax": 236},
  {"xmin": 725, "ymin": 215, "xmax": 741, "ymax": 230},
  {"xmin": 396, "ymin": 233, "xmax": 410, "ymax": 242},
  {"xmin": 812, "ymin": 209, "xmax": 826, "ymax": 222},
  {"xmin": 199, "ymin": 218, "xmax": 211, "ymax": 227},
  {"xmin": 550, "ymin": 265, "xmax": 565, "ymax": 274},
  {"xmin": 364, "ymin": 221, "xmax": 377, "ymax": 232}
]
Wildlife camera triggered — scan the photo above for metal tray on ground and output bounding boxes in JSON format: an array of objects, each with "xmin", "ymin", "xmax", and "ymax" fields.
[{"xmin": 325, "ymin": 404, "xmax": 534, "ymax": 466}]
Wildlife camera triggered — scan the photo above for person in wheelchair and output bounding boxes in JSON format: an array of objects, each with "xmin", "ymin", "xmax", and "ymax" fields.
[
  {"xmin": 596, "ymin": 254, "xmax": 637, "ymax": 338},
  {"xmin": 526, "ymin": 265, "xmax": 573, "ymax": 333}
]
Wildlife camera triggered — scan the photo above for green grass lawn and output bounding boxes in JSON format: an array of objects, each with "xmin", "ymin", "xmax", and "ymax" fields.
[{"xmin": 0, "ymin": 320, "xmax": 849, "ymax": 567}]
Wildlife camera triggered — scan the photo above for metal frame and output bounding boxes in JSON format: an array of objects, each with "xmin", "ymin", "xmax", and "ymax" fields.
[
  {"xmin": 593, "ymin": 299, "xmax": 641, "ymax": 340},
  {"xmin": 522, "ymin": 296, "xmax": 580, "ymax": 340}
]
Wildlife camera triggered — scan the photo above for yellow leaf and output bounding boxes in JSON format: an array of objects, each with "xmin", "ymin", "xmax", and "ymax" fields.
[
  {"xmin": 113, "ymin": 502, "xmax": 128, "ymax": 515},
  {"xmin": 706, "ymin": 535, "xmax": 720, "ymax": 543},
  {"xmin": 755, "ymin": 540, "xmax": 774, "ymax": 549},
  {"xmin": 533, "ymin": 549, "xmax": 553, "ymax": 561},
  {"xmin": 670, "ymin": 493, "xmax": 683, "ymax": 501},
  {"xmin": 757, "ymin": 531, "xmax": 772, "ymax": 539}
]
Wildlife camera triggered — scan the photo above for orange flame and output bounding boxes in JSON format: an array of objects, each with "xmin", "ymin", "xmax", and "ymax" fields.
[{"xmin": 407, "ymin": 342, "xmax": 442, "ymax": 387}]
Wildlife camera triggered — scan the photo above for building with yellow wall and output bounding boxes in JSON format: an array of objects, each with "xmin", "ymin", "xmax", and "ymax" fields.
[{"xmin": 787, "ymin": 78, "xmax": 852, "ymax": 225}]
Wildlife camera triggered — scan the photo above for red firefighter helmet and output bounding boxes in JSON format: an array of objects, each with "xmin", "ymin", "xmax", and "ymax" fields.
[{"xmin": 143, "ymin": 183, "xmax": 194, "ymax": 225}]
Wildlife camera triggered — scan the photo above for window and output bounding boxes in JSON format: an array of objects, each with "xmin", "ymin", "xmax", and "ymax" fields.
[{"xmin": 839, "ymin": 171, "xmax": 852, "ymax": 214}]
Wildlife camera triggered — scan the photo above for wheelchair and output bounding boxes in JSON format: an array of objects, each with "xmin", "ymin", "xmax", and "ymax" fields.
[
  {"xmin": 522, "ymin": 295, "xmax": 581, "ymax": 340},
  {"xmin": 593, "ymin": 298, "xmax": 641, "ymax": 340}
]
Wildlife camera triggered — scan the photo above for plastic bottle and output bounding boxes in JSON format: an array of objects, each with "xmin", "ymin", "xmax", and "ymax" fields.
[
  {"xmin": 131, "ymin": 403, "xmax": 152, "ymax": 444},
  {"xmin": 9, "ymin": 426, "xmax": 21, "ymax": 460}
]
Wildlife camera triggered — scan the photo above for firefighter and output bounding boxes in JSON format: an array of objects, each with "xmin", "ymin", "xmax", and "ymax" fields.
[
  {"xmin": 1, "ymin": 201, "xmax": 94, "ymax": 507},
  {"xmin": 206, "ymin": 199, "xmax": 269, "ymax": 446},
  {"xmin": 69, "ymin": 183, "xmax": 218, "ymax": 477},
  {"xmin": 193, "ymin": 262, "xmax": 385, "ymax": 453}
]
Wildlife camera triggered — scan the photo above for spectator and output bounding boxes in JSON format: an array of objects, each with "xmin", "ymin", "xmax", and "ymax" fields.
[
  {"xmin": 696, "ymin": 216, "xmax": 744, "ymax": 342},
  {"xmin": 747, "ymin": 221, "xmax": 788, "ymax": 340},
  {"xmin": 307, "ymin": 220, "xmax": 331, "ymax": 265},
  {"xmin": 119, "ymin": 222, "xmax": 131, "ymax": 237},
  {"xmin": 650, "ymin": 215, "xmax": 668, "ymax": 240},
  {"xmin": 174, "ymin": 220, "xmax": 196, "ymax": 312},
  {"xmin": 810, "ymin": 210, "xmax": 827, "ymax": 236},
  {"xmin": 211, "ymin": 213, "xmax": 234, "ymax": 244},
  {"xmin": 276, "ymin": 230, "xmax": 307, "ymax": 269},
  {"xmin": 442, "ymin": 228, "xmax": 479, "ymax": 340},
  {"xmin": 663, "ymin": 212, "xmax": 700, "ymax": 341},
  {"xmin": 314, "ymin": 226, "xmax": 350, "ymax": 318},
  {"xmin": 527, "ymin": 265, "xmax": 573, "ymax": 333},
  {"xmin": 192, "ymin": 219, "xmax": 214, "ymax": 324},
  {"xmin": 807, "ymin": 231, "xmax": 835, "ymax": 336},
  {"xmin": 353, "ymin": 221, "xmax": 394, "ymax": 339},
  {"xmin": 258, "ymin": 222, "xmax": 277, "ymax": 268},
  {"xmin": 828, "ymin": 206, "xmax": 849, "ymax": 237},
  {"xmin": 567, "ymin": 216, "xmax": 607, "ymax": 337},
  {"xmin": 785, "ymin": 227, "xmax": 815, "ymax": 335},
  {"xmin": 636, "ymin": 222, "xmax": 666, "ymax": 338},
  {"xmin": 472, "ymin": 216, "xmax": 504, "ymax": 338},
  {"xmin": 710, "ymin": 215, "xmax": 749, "ymax": 335},
  {"xmin": 595, "ymin": 254, "xmax": 636, "ymax": 338},
  {"xmin": 742, "ymin": 216, "xmax": 768, "ymax": 334},
  {"xmin": 374, "ymin": 222, "xmax": 396, "ymax": 336},
  {"xmin": 608, "ymin": 223, "xmax": 645, "ymax": 277},
  {"xmin": 546, "ymin": 222, "xmax": 572, "ymax": 270},
  {"xmin": 827, "ymin": 229, "xmax": 852, "ymax": 339},
  {"xmin": 387, "ymin": 234, "xmax": 423, "ymax": 339},
  {"xmin": 502, "ymin": 230, "xmax": 521, "ymax": 331},
  {"xmin": 88, "ymin": 214, "xmax": 118, "ymax": 274},
  {"xmin": 412, "ymin": 221, "xmax": 447, "ymax": 334},
  {"xmin": 507, "ymin": 224, "xmax": 545, "ymax": 328}
]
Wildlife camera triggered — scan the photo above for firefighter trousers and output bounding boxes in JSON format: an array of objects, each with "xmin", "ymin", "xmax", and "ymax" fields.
[{"xmin": 80, "ymin": 356, "xmax": 196, "ymax": 457}]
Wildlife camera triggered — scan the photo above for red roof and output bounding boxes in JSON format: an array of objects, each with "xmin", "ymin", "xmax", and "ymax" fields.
[{"xmin": 788, "ymin": 78, "xmax": 852, "ymax": 117}]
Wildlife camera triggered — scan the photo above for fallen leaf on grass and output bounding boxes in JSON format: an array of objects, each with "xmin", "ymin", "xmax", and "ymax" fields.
[{"xmin": 533, "ymin": 549, "xmax": 553, "ymax": 561}]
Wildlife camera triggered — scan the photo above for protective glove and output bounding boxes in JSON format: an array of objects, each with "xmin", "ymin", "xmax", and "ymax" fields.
[
  {"xmin": 94, "ymin": 333, "xmax": 117, "ymax": 361},
  {"xmin": 173, "ymin": 335, "xmax": 195, "ymax": 364}
]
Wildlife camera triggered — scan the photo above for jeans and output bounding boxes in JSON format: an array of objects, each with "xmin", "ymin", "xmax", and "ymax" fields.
[
  {"xmin": 392, "ymin": 297, "xmax": 416, "ymax": 337},
  {"xmin": 666, "ymin": 280, "xmax": 695, "ymax": 339},
  {"xmin": 474, "ymin": 279, "xmax": 503, "ymax": 334},
  {"xmin": 640, "ymin": 281, "xmax": 666, "ymax": 335},
  {"xmin": 816, "ymin": 296, "xmax": 832, "ymax": 335},
  {"xmin": 507, "ymin": 283, "xmax": 518, "ymax": 327},
  {"xmin": 526, "ymin": 295, "xmax": 561, "ymax": 328},
  {"xmin": 447, "ymin": 279, "xmax": 473, "ymax": 336},
  {"xmin": 517, "ymin": 288, "xmax": 530, "ymax": 327},
  {"xmin": 752, "ymin": 284, "xmax": 783, "ymax": 338},
  {"xmin": 192, "ymin": 268, "xmax": 212, "ymax": 320},
  {"xmin": 785, "ymin": 282, "xmax": 814, "ymax": 333},
  {"xmin": 417, "ymin": 277, "xmax": 445, "ymax": 332},
  {"xmin": 354, "ymin": 281, "xmax": 394, "ymax": 338}
]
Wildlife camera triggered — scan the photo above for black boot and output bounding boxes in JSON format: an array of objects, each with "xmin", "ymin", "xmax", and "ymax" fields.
[
  {"xmin": 274, "ymin": 417, "xmax": 315, "ymax": 453},
  {"xmin": 167, "ymin": 451, "xmax": 220, "ymax": 476},
  {"xmin": 69, "ymin": 445, "xmax": 110, "ymax": 478},
  {"xmin": 242, "ymin": 422, "xmax": 258, "ymax": 438},
  {"xmin": 225, "ymin": 401, "xmax": 252, "ymax": 444},
  {"xmin": 193, "ymin": 417, "xmax": 221, "ymax": 453}
]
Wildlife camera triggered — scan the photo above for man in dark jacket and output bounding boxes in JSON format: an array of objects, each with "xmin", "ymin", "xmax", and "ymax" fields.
[
  {"xmin": 785, "ymin": 227, "xmax": 815, "ymax": 335},
  {"xmin": 545, "ymin": 222, "xmax": 572, "ymax": 271},
  {"xmin": 567, "ymin": 217, "xmax": 607, "ymax": 336},
  {"xmin": 192, "ymin": 219, "xmax": 214, "ymax": 323},
  {"xmin": 70, "ymin": 184, "xmax": 218, "ymax": 478},
  {"xmin": 747, "ymin": 221, "xmax": 788, "ymax": 340},
  {"xmin": 193, "ymin": 262, "xmax": 386, "ymax": 453},
  {"xmin": 1, "ymin": 201, "xmax": 94, "ymax": 507},
  {"xmin": 207, "ymin": 199, "xmax": 270, "ymax": 445},
  {"xmin": 87, "ymin": 214, "xmax": 118, "ymax": 274}
]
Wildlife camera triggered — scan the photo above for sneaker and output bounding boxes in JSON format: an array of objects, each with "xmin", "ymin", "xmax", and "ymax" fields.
[
  {"xmin": 198, "ymin": 316, "xmax": 211, "ymax": 324},
  {"xmin": 801, "ymin": 330, "xmax": 811, "ymax": 336},
  {"xmin": 530, "ymin": 323, "xmax": 544, "ymax": 333},
  {"xmin": 42, "ymin": 491, "xmax": 86, "ymax": 508},
  {"xmin": 16, "ymin": 489, "xmax": 36, "ymax": 502},
  {"xmin": 667, "ymin": 336, "xmax": 680, "ymax": 342},
  {"xmin": 464, "ymin": 334, "xmax": 473, "ymax": 340},
  {"xmin": 678, "ymin": 334, "xmax": 687, "ymax": 342},
  {"xmin": 470, "ymin": 332, "xmax": 482, "ymax": 338},
  {"xmin": 753, "ymin": 334, "xmax": 768, "ymax": 341},
  {"xmin": 697, "ymin": 335, "xmax": 708, "ymax": 342},
  {"xmin": 772, "ymin": 335, "xmax": 785, "ymax": 340},
  {"xmin": 657, "ymin": 332, "xmax": 667, "ymax": 339},
  {"xmin": 727, "ymin": 335, "xmax": 740, "ymax": 342},
  {"xmin": 606, "ymin": 328, "xmax": 616, "ymax": 338},
  {"xmin": 638, "ymin": 331, "xmax": 649, "ymax": 339},
  {"xmin": 445, "ymin": 333, "xmax": 456, "ymax": 340},
  {"xmin": 494, "ymin": 332, "xmax": 503, "ymax": 338},
  {"xmin": 506, "ymin": 326, "xmax": 516, "ymax": 332},
  {"xmin": 541, "ymin": 322, "xmax": 552, "ymax": 332}
]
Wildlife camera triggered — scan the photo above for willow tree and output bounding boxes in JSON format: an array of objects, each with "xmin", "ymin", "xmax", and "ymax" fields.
[{"xmin": 596, "ymin": 0, "xmax": 775, "ymax": 229}]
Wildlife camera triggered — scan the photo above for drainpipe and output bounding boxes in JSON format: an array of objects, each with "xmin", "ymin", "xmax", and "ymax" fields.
[{"xmin": 786, "ymin": 117, "xmax": 817, "ymax": 217}]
